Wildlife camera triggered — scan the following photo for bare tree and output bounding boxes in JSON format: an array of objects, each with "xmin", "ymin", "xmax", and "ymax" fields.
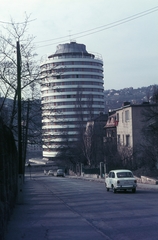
[
  {"xmin": 0, "ymin": 14, "xmax": 41, "ymax": 166},
  {"xmin": 86, "ymin": 93, "xmax": 94, "ymax": 120},
  {"xmin": 58, "ymin": 86, "xmax": 93, "ymax": 169},
  {"xmin": 74, "ymin": 85, "xmax": 87, "ymax": 163},
  {"xmin": 139, "ymin": 87, "xmax": 158, "ymax": 173},
  {"xmin": 141, "ymin": 103, "xmax": 158, "ymax": 171},
  {"xmin": 151, "ymin": 85, "xmax": 158, "ymax": 103},
  {"xmin": 84, "ymin": 118, "xmax": 106, "ymax": 167}
]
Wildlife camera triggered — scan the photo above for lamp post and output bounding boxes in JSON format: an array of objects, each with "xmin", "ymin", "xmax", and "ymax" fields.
[
  {"xmin": 17, "ymin": 40, "xmax": 23, "ymax": 204},
  {"xmin": 100, "ymin": 162, "xmax": 104, "ymax": 178}
]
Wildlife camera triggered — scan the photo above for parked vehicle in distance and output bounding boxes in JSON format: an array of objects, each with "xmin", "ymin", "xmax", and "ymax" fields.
[
  {"xmin": 56, "ymin": 169, "xmax": 65, "ymax": 177},
  {"xmin": 105, "ymin": 169, "xmax": 137, "ymax": 193},
  {"xmin": 48, "ymin": 170, "xmax": 54, "ymax": 176}
]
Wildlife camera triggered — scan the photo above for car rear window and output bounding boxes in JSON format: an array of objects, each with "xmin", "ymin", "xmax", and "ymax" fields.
[{"xmin": 117, "ymin": 172, "xmax": 133, "ymax": 178}]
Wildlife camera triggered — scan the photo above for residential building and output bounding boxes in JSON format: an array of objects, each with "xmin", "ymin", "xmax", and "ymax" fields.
[
  {"xmin": 115, "ymin": 102, "xmax": 157, "ymax": 154},
  {"xmin": 102, "ymin": 102, "xmax": 158, "ymax": 170},
  {"xmin": 40, "ymin": 41, "xmax": 104, "ymax": 160},
  {"xmin": 104, "ymin": 111, "xmax": 117, "ymax": 143}
]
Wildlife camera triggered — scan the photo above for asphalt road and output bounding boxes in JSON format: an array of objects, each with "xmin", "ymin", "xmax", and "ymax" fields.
[
  {"xmin": 39, "ymin": 175, "xmax": 158, "ymax": 240},
  {"xmin": 5, "ymin": 174, "xmax": 158, "ymax": 240}
]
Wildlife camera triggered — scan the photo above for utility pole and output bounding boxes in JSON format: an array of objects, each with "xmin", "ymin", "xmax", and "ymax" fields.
[
  {"xmin": 22, "ymin": 99, "xmax": 30, "ymax": 176},
  {"xmin": 17, "ymin": 40, "xmax": 23, "ymax": 204}
]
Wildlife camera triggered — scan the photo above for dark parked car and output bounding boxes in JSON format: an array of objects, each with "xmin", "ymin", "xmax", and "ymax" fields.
[{"xmin": 56, "ymin": 169, "xmax": 65, "ymax": 177}]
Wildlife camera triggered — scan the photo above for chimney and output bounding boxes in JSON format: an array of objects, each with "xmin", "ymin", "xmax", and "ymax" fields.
[{"xmin": 123, "ymin": 102, "xmax": 130, "ymax": 106}]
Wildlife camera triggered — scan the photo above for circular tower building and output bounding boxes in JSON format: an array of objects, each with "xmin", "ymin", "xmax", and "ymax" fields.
[{"xmin": 40, "ymin": 41, "xmax": 104, "ymax": 161}]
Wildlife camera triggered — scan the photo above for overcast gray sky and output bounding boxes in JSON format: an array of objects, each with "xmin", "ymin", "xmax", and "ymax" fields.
[{"xmin": 1, "ymin": 0, "xmax": 158, "ymax": 90}]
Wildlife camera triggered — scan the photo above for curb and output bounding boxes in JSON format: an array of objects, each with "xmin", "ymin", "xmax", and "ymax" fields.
[{"xmin": 67, "ymin": 175, "xmax": 158, "ymax": 190}]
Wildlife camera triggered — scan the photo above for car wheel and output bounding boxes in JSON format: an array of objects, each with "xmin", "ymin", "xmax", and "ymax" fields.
[
  {"xmin": 132, "ymin": 188, "xmax": 136, "ymax": 193},
  {"xmin": 112, "ymin": 186, "xmax": 116, "ymax": 193}
]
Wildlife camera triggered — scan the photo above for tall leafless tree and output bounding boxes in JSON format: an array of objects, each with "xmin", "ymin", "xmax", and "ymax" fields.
[
  {"xmin": 141, "ymin": 105, "xmax": 158, "ymax": 170},
  {"xmin": 0, "ymin": 14, "xmax": 41, "ymax": 166}
]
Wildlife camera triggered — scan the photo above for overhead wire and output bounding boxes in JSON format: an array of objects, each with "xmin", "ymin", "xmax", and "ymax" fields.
[{"xmin": 36, "ymin": 5, "xmax": 158, "ymax": 48}]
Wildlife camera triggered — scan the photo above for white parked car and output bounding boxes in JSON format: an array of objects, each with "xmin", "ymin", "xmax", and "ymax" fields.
[
  {"xmin": 48, "ymin": 170, "xmax": 54, "ymax": 176},
  {"xmin": 105, "ymin": 169, "xmax": 137, "ymax": 193}
]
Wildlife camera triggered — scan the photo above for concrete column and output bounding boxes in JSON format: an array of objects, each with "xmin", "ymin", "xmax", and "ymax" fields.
[
  {"xmin": 104, "ymin": 163, "xmax": 107, "ymax": 175},
  {"xmin": 81, "ymin": 163, "xmax": 84, "ymax": 176}
]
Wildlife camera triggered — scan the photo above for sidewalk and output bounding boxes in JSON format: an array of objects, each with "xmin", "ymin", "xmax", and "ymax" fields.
[
  {"xmin": 5, "ymin": 173, "xmax": 158, "ymax": 240},
  {"xmin": 5, "ymin": 174, "xmax": 53, "ymax": 240}
]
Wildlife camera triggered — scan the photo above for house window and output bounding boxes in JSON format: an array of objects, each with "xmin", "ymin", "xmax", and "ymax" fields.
[
  {"xmin": 116, "ymin": 113, "xmax": 119, "ymax": 121},
  {"xmin": 122, "ymin": 112, "xmax": 124, "ymax": 123},
  {"xmin": 126, "ymin": 135, "xmax": 130, "ymax": 146},
  {"xmin": 125, "ymin": 110, "xmax": 130, "ymax": 121}
]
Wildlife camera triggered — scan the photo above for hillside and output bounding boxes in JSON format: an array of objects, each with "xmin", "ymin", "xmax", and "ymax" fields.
[{"xmin": 104, "ymin": 85, "xmax": 157, "ymax": 112}]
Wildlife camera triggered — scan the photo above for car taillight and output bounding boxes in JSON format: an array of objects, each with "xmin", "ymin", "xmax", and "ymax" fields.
[{"xmin": 117, "ymin": 180, "xmax": 120, "ymax": 184}]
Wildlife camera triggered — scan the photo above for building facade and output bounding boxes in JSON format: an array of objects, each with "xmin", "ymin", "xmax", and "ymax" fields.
[
  {"xmin": 116, "ymin": 103, "xmax": 155, "ymax": 152},
  {"xmin": 40, "ymin": 41, "xmax": 104, "ymax": 160},
  {"xmin": 104, "ymin": 111, "xmax": 118, "ymax": 143}
]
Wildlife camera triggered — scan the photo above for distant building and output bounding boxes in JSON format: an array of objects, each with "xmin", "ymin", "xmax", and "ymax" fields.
[{"xmin": 40, "ymin": 41, "xmax": 104, "ymax": 160}]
